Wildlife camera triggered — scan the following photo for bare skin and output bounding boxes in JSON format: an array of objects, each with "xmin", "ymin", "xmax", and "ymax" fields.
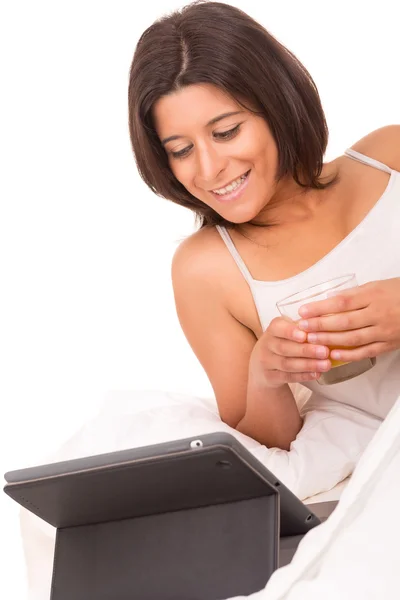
[{"xmin": 153, "ymin": 83, "xmax": 399, "ymax": 450}]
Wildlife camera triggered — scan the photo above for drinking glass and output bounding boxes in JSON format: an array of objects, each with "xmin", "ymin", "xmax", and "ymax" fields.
[{"xmin": 276, "ymin": 274, "xmax": 376, "ymax": 385}]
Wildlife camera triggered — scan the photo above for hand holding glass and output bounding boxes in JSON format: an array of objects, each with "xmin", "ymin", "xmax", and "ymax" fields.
[{"xmin": 276, "ymin": 274, "xmax": 376, "ymax": 385}]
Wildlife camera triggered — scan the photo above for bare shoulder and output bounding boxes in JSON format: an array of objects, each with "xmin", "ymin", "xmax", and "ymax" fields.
[
  {"xmin": 351, "ymin": 125, "xmax": 400, "ymax": 170},
  {"xmin": 172, "ymin": 226, "xmax": 245, "ymax": 308},
  {"xmin": 171, "ymin": 226, "xmax": 224, "ymax": 287},
  {"xmin": 171, "ymin": 226, "xmax": 233, "ymax": 321}
]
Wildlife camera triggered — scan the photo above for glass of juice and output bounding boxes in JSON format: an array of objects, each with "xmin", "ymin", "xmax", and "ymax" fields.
[{"xmin": 276, "ymin": 274, "xmax": 376, "ymax": 385}]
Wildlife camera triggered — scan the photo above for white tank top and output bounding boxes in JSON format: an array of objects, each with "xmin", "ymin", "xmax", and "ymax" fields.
[{"xmin": 216, "ymin": 149, "xmax": 400, "ymax": 420}]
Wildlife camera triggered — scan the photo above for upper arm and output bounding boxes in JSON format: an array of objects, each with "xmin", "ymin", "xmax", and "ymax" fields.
[
  {"xmin": 351, "ymin": 124, "xmax": 400, "ymax": 171},
  {"xmin": 171, "ymin": 236, "xmax": 257, "ymax": 428}
]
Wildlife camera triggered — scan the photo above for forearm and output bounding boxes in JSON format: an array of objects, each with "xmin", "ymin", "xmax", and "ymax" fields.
[{"xmin": 236, "ymin": 376, "xmax": 302, "ymax": 450}]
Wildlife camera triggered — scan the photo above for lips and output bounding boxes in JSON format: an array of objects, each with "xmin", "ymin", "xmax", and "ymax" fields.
[
  {"xmin": 211, "ymin": 170, "xmax": 250, "ymax": 194},
  {"xmin": 210, "ymin": 170, "xmax": 251, "ymax": 203}
]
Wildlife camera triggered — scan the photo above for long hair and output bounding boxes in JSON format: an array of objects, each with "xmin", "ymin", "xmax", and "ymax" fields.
[{"xmin": 128, "ymin": 1, "xmax": 337, "ymax": 228}]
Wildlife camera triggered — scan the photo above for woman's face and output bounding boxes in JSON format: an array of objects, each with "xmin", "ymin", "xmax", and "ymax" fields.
[{"xmin": 152, "ymin": 84, "xmax": 282, "ymax": 224}]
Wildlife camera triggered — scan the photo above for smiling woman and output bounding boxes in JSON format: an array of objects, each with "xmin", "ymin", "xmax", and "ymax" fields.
[
  {"xmin": 128, "ymin": 1, "xmax": 338, "ymax": 230},
  {"xmin": 151, "ymin": 84, "xmax": 285, "ymax": 224},
  {"xmin": 128, "ymin": 1, "xmax": 400, "ymax": 451}
]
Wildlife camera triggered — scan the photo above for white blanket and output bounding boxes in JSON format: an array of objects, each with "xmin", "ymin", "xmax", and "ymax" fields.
[
  {"xmin": 228, "ymin": 394, "xmax": 400, "ymax": 600},
  {"xmin": 20, "ymin": 388, "xmax": 382, "ymax": 599}
]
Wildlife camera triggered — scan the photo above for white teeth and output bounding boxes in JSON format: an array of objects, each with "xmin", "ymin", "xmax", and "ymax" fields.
[{"xmin": 213, "ymin": 172, "xmax": 248, "ymax": 195}]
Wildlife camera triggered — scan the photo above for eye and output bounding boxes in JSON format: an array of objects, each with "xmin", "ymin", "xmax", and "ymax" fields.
[
  {"xmin": 170, "ymin": 145, "xmax": 193, "ymax": 160},
  {"xmin": 169, "ymin": 123, "xmax": 242, "ymax": 160},
  {"xmin": 214, "ymin": 124, "xmax": 241, "ymax": 140}
]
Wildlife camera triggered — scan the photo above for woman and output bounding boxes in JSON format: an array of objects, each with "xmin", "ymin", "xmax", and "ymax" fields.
[{"xmin": 128, "ymin": 1, "xmax": 400, "ymax": 451}]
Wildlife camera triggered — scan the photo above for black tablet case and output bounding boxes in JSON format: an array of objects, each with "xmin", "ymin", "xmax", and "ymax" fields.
[{"xmin": 4, "ymin": 433, "xmax": 322, "ymax": 600}]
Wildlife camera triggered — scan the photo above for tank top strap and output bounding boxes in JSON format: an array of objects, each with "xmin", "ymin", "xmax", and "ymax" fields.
[
  {"xmin": 215, "ymin": 225, "xmax": 254, "ymax": 286},
  {"xmin": 344, "ymin": 148, "xmax": 393, "ymax": 175}
]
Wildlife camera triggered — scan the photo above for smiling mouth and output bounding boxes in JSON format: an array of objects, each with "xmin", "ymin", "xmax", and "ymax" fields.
[
  {"xmin": 209, "ymin": 170, "xmax": 251, "ymax": 203},
  {"xmin": 211, "ymin": 170, "xmax": 251, "ymax": 196}
]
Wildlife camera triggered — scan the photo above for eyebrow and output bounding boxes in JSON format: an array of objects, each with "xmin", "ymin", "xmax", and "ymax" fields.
[{"xmin": 161, "ymin": 111, "xmax": 244, "ymax": 146}]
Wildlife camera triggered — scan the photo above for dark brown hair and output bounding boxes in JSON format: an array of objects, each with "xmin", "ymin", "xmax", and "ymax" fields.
[{"xmin": 128, "ymin": 1, "xmax": 337, "ymax": 229}]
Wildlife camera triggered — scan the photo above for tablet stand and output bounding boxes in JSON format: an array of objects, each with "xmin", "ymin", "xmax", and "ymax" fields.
[{"xmin": 51, "ymin": 494, "xmax": 279, "ymax": 600}]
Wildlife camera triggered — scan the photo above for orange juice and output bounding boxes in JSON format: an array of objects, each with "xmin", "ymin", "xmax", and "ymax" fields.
[
  {"xmin": 278, "ymin": 276, "xmax": 376, "ymax": 385},
  {"xmin": 328, "ymin": 345, "xmax": 355, "ymax": 368}
]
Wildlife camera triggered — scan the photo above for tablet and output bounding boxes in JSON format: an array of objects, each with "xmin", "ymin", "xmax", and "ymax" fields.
[
  {"xmin": 4, "ymin": 431, "xmax": 319, "ymax": 537},
  {"xmin": 4, "ymin": 432, "xmax": 322, "ymax": 599}
]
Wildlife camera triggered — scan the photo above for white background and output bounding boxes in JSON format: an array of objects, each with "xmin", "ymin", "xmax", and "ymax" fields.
[{"xmin": 0, "ymin": 0, "xmax": 398, "ymax": 596}]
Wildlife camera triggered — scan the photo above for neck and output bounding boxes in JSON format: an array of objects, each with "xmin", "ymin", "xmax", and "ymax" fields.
[{"xmin": 250, "ymin": 160, "xmax": 340, "ymax": 228}]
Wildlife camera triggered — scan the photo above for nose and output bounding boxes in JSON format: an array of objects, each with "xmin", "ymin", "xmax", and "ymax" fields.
[{"xmin": 195, "ymin": 141, "xmax": 227, "ymax": 188}]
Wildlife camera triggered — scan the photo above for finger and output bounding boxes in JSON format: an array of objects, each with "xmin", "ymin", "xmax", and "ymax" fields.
[
  {"xmin": 268, "ymin": 317, "xmax": 307, "ymax": 343},
  {"xmin": 297, "ymin": 309, "xmax": 371, "ymax": 333},
  {"xmin": 269, "ymin": 337, "xmax": 330, "ymax": 360},
  {"xmin": 305, "ymin": 326, "xmax": 377, "ymax": 347},
  {"xmin": 298, "ymin": 289, "xmax": 368, "ymax": 318},
  {"xmin": 275, "ymin": 355, "xmax": 331, "ymax": 374},
  {"xmin": 267, "ymin": 370, "xmax": 321, "ymax": 385},
  {"xmin": 329, "ymin": 342, "xmax": 391, "ymax": 363}
]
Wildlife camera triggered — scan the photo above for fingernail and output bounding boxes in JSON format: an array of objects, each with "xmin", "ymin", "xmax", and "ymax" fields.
[
  {"xmin": 331, "ymin": 351, "xmax": 341, "ymax": 360},
  {"xmin": 316, "ymin": 347, "xmax": 327, "ymax": 358},
  {"xmin": 308, "ymin": 333, "xmax": 318, "ymax": 343},
  {"xmin": 299, "ymin": 306, "xmax": 309, "ymax": 317},
  {"xmin": 298, "ymin": 320, "xmax": 309, "ymax": 330},
  {"xmin": 319, "ymin": 360, "xmax": 331, "ymax": 371},
  {"xmin": 294, "ymin": 330, "xmax": 306, "ymax": 341}
]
